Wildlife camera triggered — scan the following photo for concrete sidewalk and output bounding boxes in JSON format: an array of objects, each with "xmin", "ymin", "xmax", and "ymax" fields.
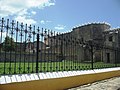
[{"xmin": 68, "ymin": 77, "xmax": 120, "ymax": 90}]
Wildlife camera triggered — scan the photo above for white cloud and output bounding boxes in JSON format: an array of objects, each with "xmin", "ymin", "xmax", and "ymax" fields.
[
  {"xmin": 13, "ymin": 9, "xmax": 37, "ymax": 25},
  {"xmin": 0, "ymin": 0, "xmax": 55, "ymax": 27},
  {"xmin": 0, "ymin": 32, "xmax": 6, "ymax": 37},
  {"xmin": 17, "ymin": 9, "xmax": 28, "ymax": 16},
  {"xmin": 43, "ymin": 1, "xmax": 55, "ymax": 7},
  {"xmin": 40, "ymin": 20, "xmax": 45, "ymax": 24},
  {"xmin": 40, "ymin": 20, "xmax": 52, "ymax": 24},
  {"xmin": 0, "ymin": 32, "xmax": 7, "ymax": 43},
  {"xmin": 0, "ymin": 0, "xmax": 55, "ymax": 17},
  {"xmin": 55, "ymin": 25, "xmax": 66, "ymax": 30},
  {"xmin": 0, "ymin": 0, "xmax": 26, "ymax": 17},
  {"xmin": 31, "ymin": 11, "xmax": 36, "ymax": 15},
  {"xmin": 46, "ymin": 20, "xmax": 52, "ymax": 23},
  {"xmin": 15, "ymin": 16, "xmax": 36, "ymax": 25}
]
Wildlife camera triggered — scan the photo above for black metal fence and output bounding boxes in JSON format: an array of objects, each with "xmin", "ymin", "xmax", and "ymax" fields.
[{"xmin": 0, "ymin": 18, "xmax": 120, "ymax": 75}]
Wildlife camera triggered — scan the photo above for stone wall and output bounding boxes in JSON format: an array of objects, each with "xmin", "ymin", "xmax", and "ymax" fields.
[
  {"xmin": 72, "ymin": 23, "xmax": 110, "ymax": 62},
  {"xmin": 103, "ymin": 29, "xmax": 120, "ymax": 63},
  {"xmin": 46, "ymin": 23, "xmax": 120, "ymax": 63}
]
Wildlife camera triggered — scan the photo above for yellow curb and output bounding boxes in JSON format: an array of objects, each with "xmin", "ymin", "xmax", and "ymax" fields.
[{"xmin": 0, "ymin": 70, "xmax": 120, "ymax": 90}]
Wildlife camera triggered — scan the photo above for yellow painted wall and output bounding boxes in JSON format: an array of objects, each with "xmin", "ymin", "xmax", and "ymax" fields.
[{"xmin": 0, "ymin": 70, "xmax": 120, "ymax": 90}]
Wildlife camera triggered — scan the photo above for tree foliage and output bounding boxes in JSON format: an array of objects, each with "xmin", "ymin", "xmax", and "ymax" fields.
[{"xmin": 3, "ymin": 36, "xmax": 15, "ymax": 52}]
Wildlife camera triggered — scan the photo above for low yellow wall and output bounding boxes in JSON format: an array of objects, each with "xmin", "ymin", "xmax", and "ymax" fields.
[{"xmin": 0, "ymin": 70, "xmax": 120, "ymax": 90}]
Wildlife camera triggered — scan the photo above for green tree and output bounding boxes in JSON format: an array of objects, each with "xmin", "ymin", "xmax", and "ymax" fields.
[{"xmin": 3, "ymin": 36, "xmax": 15, "ymax": 52}]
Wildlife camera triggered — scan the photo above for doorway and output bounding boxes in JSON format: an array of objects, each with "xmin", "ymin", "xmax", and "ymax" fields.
[{"xmin": 106, "ymin": 53, "xmax": 110, "ymax": 63}]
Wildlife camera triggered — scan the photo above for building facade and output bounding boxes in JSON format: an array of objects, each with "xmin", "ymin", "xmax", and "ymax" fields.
[{"xmin": 47, "ymin": 22, "xmax": 120, "ymax": 63}]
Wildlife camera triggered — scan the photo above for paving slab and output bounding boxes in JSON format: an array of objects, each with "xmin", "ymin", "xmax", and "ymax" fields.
[{"xmin": 68, "ymin": 77, "xmax": 120, "ymax": 90}]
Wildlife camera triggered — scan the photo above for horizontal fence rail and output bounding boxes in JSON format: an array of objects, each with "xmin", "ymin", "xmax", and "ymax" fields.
[{"xmin": 0, "ymin": 18, "xmax": 120, "ymax": 75}]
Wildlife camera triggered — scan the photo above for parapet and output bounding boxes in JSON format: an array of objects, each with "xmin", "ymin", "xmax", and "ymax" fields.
[{"xmin": 73, "ymin": 22, "xmax": 111, "ymax": 31}]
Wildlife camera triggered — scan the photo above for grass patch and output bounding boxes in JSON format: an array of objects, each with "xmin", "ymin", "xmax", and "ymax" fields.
[{"xmin": 0, "ymin": 61, "xmax": 119, "ymax": 75}]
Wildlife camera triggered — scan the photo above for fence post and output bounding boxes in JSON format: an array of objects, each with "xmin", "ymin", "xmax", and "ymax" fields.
[
  {"xmin": 60, "ymin": 33, "xmax": 63, "ymax": 71},
  {"xmin": 88, "ymin": 40, "xmax": 94, "ymax": 70},
  {"xmin": 115, "ymin": 48, "xmax": 117, "ymax": 67},
  {"xmin": 36, "ymin": 34, "xmax": 39, "ymax": 73},
  {"xmin": 91, "ymin": 44, "xmax": 94, "ymax": 70},
  {"xmin": 60, "ymin": 34, "xmax": 63, "ymax": 61}
]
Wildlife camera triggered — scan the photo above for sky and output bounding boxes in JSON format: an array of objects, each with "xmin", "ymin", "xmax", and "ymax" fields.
[{"xmin": 0, "ymin": 0, "xmax": 120, "ymax": 33}]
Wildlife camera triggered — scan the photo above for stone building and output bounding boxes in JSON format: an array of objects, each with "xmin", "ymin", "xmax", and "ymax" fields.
[
  {"xmin": 25, "ymin": 41, "xmax": 46, "ymax": 53},
  {"xmin": 47, "ymin": 22, "xmax": 120, "ymax": 63},
  {"xmin": 103, "ymin": 28, "xmax": 120, "ymax": 63},
  {"xmin": 71, "ymin": 23, "xmax": 111, "ymax": 62}
]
